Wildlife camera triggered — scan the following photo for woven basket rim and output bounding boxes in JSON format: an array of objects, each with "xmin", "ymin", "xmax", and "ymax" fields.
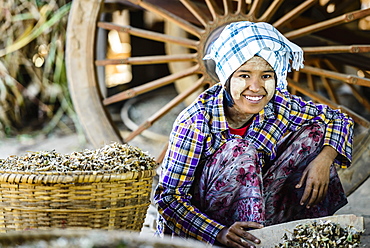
[{"xmin": 0, "ymin": 169, "xmax": 156, "ymax": 184}]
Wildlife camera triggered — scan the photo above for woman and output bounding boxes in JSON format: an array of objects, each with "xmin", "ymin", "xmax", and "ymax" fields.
[{"xmin": 154, "ymin": 21, "xmax": 353, "ymax": 248}]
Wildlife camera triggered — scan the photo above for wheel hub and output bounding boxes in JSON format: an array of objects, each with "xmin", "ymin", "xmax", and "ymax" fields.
[{"xmin": 196, "ymin": 13, "xmax": 257, "ymax": 85}]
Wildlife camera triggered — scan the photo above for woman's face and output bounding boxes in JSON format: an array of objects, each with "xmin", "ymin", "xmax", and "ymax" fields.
[{"xmin": 229, "ymin": 56, "xmax": 276, "ymax": 115}]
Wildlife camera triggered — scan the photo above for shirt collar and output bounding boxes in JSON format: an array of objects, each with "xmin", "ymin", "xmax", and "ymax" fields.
[
  {"xmin": 211, "ymin": 84, "xmax": 228, "ymax": 133},
  {"xmin": 258, "ymin": 89, "xmax": 291, "ymax": 124}
]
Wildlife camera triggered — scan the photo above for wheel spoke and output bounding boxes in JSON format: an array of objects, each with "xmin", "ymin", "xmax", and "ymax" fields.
[
  {"xmin": 301, "ymin": 65, "xmax": 370, "ymax": 87},
  {"xmin": 205, "ymin": 0, "xmax": 221, "ymax": 21},
  {"xmin": 249, "ymin": 0, "xmax": 263, "ymax": 20},
  {"xmin": 258, "ymin": 0, "xmax": 285, "ymax": 22},
  {"xmin": 290, "ymin": 71, "xmax": 299, "ymax": 95},
  {"xmin": 236, "ymin": 0, "xmax": 248, "ymax": 15},
  {"xmin": 95, "ymin": 54, "xmax": 197, "ymax": 66},
  {"xmin": 288, "ymin": 79, "xmax": 370, "ymax": 128},
  {"xmin": 273, "ymin": 0, "xmax": 318, "ymax": 28},
  {"xmin": 307, "ymin": 73, "xmax": 316, "ymax": 91},
  {"xmin": 125, "ymin": 0, "xmax": 202, "ymax": 37},
  {"xmin": 313, "ymin": 60, "xmax": 339, "ymax": 104},
  {"xmin": 348, "ymin": 84, "xmax": 370, "ymax": 113},
  {"xmin": 285, "ymin": 8, "xmax": 370, "ymax": 40},
  {"xmin": 97, "ymin": 22, "xmax": 197, "ymax": 49},
  {"xmin": 303, "ymin": 45, "xmax": 370, "ymax": 54},
  {"xmin": 323, "ymin": 59, "xmax": 370, "ymax": 113},
  {"xmin": 103, "ymin": 65, "xmax": 199, "ymax": 105},
  {"xmin": 156, "ymin": 143, "xmax": 168, "ymax": 164},
  {"xmin": 180, "ymin": 0, "xmax": 209, "ymax": 27},
  {"xmin": 124, "ymin": 76, "xmax": 206, "ymax": 142},
  {"xmin": 223, "ymin": 0, "xmax": 233, "ymax": 16}
]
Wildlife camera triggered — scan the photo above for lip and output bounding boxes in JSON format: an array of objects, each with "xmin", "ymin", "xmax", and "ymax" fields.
[{"xmin": 243, "ymin": 95, "xmax": 264, "ymax": 103}]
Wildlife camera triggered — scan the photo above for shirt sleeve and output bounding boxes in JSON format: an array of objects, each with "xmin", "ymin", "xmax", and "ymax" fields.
[
  {"xmin": 289, "ymin": 95, "xmax": 354, "ymax": 168},
  {"xmin": 154, "ymin": 119, "xmax": 225, "ymax": 244}
]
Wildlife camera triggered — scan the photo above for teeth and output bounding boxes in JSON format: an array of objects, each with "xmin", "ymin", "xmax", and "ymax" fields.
[{"xmin": 245, "ymin": 95, "xmax": 263, "ymax": 101}]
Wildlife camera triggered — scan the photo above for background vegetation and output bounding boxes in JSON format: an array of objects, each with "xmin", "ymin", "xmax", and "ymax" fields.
[{"xmin": 0, "ymin": 0, "xmax": 77, "ymax": 139}]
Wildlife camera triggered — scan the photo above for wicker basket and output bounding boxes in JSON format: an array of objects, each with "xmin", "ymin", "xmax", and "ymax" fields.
[{"xmin": 0, "ymin": 169, "xmax": 155, "ymax": 232}]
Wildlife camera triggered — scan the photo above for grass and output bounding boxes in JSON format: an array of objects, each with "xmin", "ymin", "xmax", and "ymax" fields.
[{"xmin": 0, "ymin": 0, "xmax": 81, "ymax": 139}]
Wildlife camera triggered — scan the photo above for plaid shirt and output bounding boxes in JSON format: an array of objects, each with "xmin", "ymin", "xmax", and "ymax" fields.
[{"xmin": 154, "ymin": 83, "xmax": 353, "ymax": 244}]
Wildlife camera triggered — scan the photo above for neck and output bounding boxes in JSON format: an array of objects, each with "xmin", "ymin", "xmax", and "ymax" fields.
[{"xmin": 225, "ymin": 105, "xmax": 254, "ymax": 129}]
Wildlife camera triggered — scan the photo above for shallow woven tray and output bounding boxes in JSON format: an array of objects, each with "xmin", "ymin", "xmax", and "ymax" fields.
[
  {"xmin": 249, "ymin": 214, "xmax": 365, "ymax": 247},
  {"xmin": 0, "ymin": 169, "xmax": 155, "ymax": 232}
]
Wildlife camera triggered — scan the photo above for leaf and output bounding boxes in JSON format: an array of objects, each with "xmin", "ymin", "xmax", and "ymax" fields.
[
  {"xmin": 0, "ymin": 2, "xmax": 71, "ymax": 57},
  {"xmin": 346, "ymin": 233, "xmax": 353, "ymax": 242}
]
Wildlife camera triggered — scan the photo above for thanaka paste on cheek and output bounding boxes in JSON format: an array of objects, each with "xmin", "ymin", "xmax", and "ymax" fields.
[
  {"xmin": 265, "ymin": 78, "xmax": 276, "ymax": 98},
  {"xmin": 231, "ymin": 77, "xmax": 246, "ymax": 100}
]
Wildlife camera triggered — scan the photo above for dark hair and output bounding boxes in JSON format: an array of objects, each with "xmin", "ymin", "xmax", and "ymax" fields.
[{"xmin": 223, "ymin": 76, "xmax": 234, "ymax": 107}]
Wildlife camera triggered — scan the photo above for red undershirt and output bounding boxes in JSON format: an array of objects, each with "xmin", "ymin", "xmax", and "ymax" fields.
[{"xmin": 229, "ymin": 121, "xmax": 252, "ymax": 137}]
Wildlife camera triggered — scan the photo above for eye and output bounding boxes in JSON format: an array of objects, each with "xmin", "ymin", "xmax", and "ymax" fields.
[
  {"xmin": 262, "ymin": 73, "xmax": 274, "ymax": 79},
  {"xmin": 239, "ymin": 74, "xmax": 249, "ymax": 78}
]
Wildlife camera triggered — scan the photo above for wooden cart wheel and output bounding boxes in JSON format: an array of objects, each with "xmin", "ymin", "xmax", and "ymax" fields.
[{"xmin": 66, "ymin": 0, "xmax": 370, "ymax": 195}]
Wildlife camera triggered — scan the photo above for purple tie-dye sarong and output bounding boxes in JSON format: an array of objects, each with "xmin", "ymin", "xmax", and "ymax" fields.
[{"xmin": 192, "ymin": 123, "xmax": 347, "ymax": 227}]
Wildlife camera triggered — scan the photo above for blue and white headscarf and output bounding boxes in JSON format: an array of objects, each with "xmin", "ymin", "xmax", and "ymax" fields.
[{"xmin": 203, "ymin": 21, "xmax": 304, "ymax": 91}]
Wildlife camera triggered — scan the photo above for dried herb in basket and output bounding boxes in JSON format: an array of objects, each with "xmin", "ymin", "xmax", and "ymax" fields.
[
  {"xmin": 275, "ymin": 220, "xmax": 364, "ymax": 248},
  {"xmin": 0, "ymin": 142, "xmax": 157, "ymax": 173}
]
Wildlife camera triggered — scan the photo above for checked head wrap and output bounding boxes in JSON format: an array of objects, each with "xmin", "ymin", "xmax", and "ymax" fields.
[{"xmin": 203, "ymin": 21, "xmax": 304, "ymax": 91}]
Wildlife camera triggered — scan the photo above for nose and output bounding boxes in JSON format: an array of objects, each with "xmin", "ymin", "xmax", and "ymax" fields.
[{"xmin": 248, "ymin": 77, "xmax": 262, "ymax": 92}]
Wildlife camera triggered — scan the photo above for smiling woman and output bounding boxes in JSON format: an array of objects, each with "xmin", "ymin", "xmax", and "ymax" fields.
[
  {"xmin": 154, "ymin": 21, "xmax": 354, "ymax": 248},
  {"xmin": 226, "ymin": 56, "xmax": 276, "ymax": 128}
]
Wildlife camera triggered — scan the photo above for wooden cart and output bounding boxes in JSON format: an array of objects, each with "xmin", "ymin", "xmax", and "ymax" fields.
[{"xmin": 65, "ymin": 0, "xmax": 370, "ymax": 196}]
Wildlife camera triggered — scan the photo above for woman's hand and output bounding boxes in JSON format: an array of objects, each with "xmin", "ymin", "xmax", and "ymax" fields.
[
  {"xmin": 216, "ymin": 221, "xmax": 264, "ymax": 248},
  {"xmin": 296, "ymin": 146, "xmax": 338, "ymax": 208}
]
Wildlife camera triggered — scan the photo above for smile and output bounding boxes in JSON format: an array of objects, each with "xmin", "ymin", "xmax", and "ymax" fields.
[{"xmin": 244, "ymin": 95, "xmax": 264, "ymax": 101}]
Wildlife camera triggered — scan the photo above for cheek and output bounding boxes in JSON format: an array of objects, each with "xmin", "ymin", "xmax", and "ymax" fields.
[
  {"xmin": 230, "ymin": 78, "xmax": 246, "ymax": 100},
  {"xmin": 265, "ymin": 79, "xmax": 276, "ymax": 99}
]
